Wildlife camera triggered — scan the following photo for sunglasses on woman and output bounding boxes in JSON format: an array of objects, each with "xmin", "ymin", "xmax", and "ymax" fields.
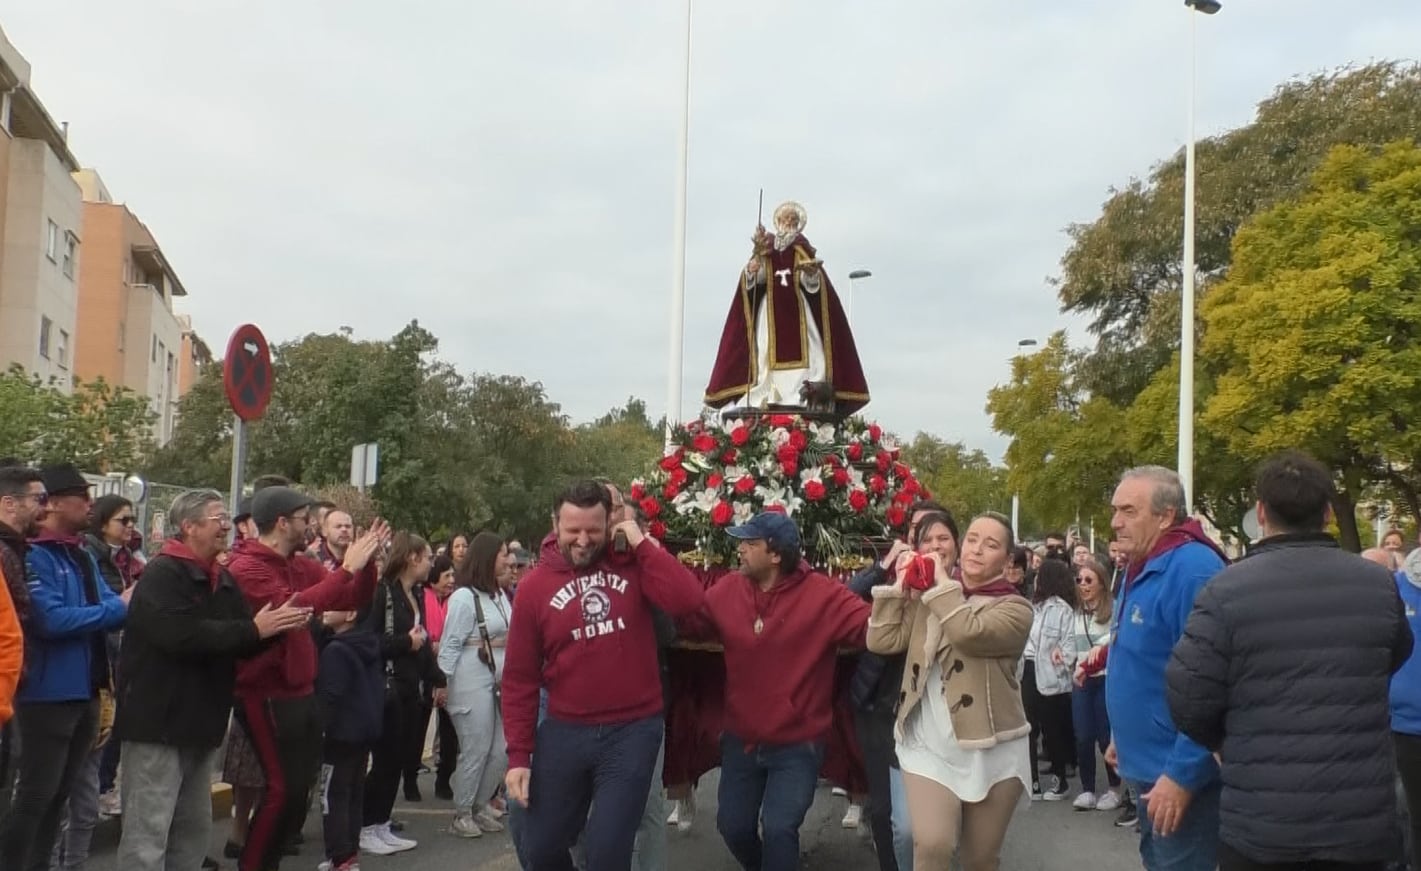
[{"xmin": 1076, "ymin": 575, "xmax": 1096, "ymax": 585}]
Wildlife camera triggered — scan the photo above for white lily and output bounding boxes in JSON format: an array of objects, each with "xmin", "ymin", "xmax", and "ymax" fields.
[
  {"xmin": 771, "ymin": 428, "xmax": 792, "ymax": 448},
  {"xmin": 690, "ymin": 487, "xmax": 720, "ymax": 514},
  {"xmin": 732, "ymin": 501, "xmax": 755, "ymax": 525},
  {"xmin": 811, "ymin": 422, "xmax": 836, "ymax": 445}
]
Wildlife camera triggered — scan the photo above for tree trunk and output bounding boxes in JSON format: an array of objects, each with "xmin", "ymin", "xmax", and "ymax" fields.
[{"xmin": 1333, "ymin": 467, "xmax": 1364, "ymax": 553}]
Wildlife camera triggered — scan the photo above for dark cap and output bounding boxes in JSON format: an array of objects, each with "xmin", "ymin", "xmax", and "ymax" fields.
[
  {"xmin": 234, "ymin": 495, "xmax": 254, "ymax": 523},
  {"xmin": 726, "ymin": 512, "xmax": 801, "ymax": 551},
  {"xmin": 39, "ymin": 463, "xmax": 90, "ymax": 497},
  {"xmin": 250, "ymin": 486, "xmax": 314, "ymax": 529}
]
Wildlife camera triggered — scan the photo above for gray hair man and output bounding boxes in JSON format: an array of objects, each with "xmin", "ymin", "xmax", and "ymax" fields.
[
  {"xmin": 113, "ymin": 490, "xmax": 312, "ymax": 871},
  {"xmin": 1104, "ymin": 465, "xmax": 1228, "ymax": 871}
]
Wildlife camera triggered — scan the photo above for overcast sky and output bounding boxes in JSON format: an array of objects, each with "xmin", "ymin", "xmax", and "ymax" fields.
[{"xmin": 6, "ymin": 2, "xmax": 1419, "ymax": 459}]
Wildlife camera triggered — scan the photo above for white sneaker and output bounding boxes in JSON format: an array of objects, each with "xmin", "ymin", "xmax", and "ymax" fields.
[
  {"xmin": 668, "ymin": 795, "xmax": 695, "ymax": 831},
  {"xmin": 374, "ymin": 823, "xmax": 417, "ymax": 852},
  {"xmin": 358, "ymin": 828, "xmax": 398, "ymax": 856},
  {"xmin": 841, "ymin": 803, "xmax": 863, "ymax": 829},
  {"xmin": 1095, "ymin": 790, "xmax": 1122, "ymax": 811},
  {"xmin": 98, "ymin": 790, "xmax": 122, "ymax": 816},
  {"xmin": 831, "ymin": 786, "xmax": 848, "ymax": 797},
  {"xmin": 451, "ymin": 813, "xmax": 483, "ymax": 839},
  {"xmin": 318, "ymin": 862, "xmax": 332, "ymax": 871},
  {"xmin": 666, "ymin": 803, "xmax": 680, "ymax": 827},
  {"xmin": 1073, "ymin": 791, "xmax": 1097, "ymax": 811},
  {"xmin": 474, "ymin": 807, "xmax": 505, "ymax": 833}
]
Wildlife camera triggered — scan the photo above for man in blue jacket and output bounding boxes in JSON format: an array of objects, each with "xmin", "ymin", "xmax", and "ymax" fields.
[
  {"xmin": 1104, "ymin": 465, "xmax": 1226, "ymax": 871},
  {"xmin": 0, "ymin": 464, "xmax": 127, "ymax": 871}
]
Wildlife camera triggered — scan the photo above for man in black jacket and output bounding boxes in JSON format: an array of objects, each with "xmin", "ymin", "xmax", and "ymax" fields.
[
  {"xmin": 115, "ymin": 489, "xmax": 312, "ymax": 871},
  {"xmin": 1166, "ymin": 451, "xmax": 1414, "ymax": 871}
]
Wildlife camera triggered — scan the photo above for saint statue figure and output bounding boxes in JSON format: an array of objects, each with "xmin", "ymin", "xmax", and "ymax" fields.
[{"xmin": 703, "ymin": 201, "xmax": 870, "ymax": 416}]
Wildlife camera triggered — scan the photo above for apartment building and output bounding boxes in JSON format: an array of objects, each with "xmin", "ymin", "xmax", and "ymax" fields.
[
  {"xmin": 177, "ymin": 313, "xmax": 213, "ymax": 397},
  {"xmin": 72, "ymin": 169, "xmax": 190, "ymax": 445},
  {"xmin": 0, "ymin": 26, "xmax": 83, "ymax": 389}
]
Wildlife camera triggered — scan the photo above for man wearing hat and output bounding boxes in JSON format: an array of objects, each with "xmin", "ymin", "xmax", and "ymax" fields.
[
  {"xmin": 0, "ymin": 464, "xmax": 128, "ymax": 871},
  {"xmin": 694, "ymin": 511, "xmax": 872, "ymax": 871},
  {"xmin": 227, "ymin": 486, "xmax": 389, "ymax": 871}
]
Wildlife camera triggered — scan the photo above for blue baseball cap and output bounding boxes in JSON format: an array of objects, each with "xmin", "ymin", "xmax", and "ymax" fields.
[{"xmin": 726, "ymin": 512, "xmax": 801, "ymax": 551}]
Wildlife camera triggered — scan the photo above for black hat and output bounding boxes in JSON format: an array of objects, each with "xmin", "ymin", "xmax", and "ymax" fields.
[
  {"xmin": 234, "ymin": 495, "xmax": 254, "ymax": 523},
  {"xmin": 250, "ymin": 486, "xmax": 314, "ymax": 529},
  {"xmin": 39, "ymin": 463, "xmax": 90, "ymax": 497}
]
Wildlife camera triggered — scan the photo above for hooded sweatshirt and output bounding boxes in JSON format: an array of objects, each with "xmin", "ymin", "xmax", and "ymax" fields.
[
  {"xmin": 228, "ymin": 538, "xmax": 378, "ymax": 700},
  {"xmin": 318, "ymin": 626, "xmax": 385, "ymax": 746},
  {"xmin": 1390, "ymin": 550, "xmax": 1421, "ymax": 735},
  {"xmin": 698, "ymin": 560, "xmax": 870, "ymax": 748},
  {"xmin": 501, "ymin": 533, "xmax": 705, "ymax": 770},
  {"xmin": 1105, "ymin": 519, "xmax": 1227, "ymax": 790}
]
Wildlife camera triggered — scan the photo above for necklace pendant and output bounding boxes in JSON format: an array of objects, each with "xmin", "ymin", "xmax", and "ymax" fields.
[{"xmin": 753, "ymin": 616, "xmax": 764, "ymax": 635}]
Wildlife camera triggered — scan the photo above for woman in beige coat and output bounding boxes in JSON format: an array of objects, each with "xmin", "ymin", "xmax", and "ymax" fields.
[{"xmin": 867, "ymin": 512, "xmax": 1033, "ymax": 871}]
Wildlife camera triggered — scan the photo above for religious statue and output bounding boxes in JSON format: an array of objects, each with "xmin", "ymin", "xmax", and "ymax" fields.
[{"xmin": 703, "ymin": 201, "xmax": 870, "ymax": 417}]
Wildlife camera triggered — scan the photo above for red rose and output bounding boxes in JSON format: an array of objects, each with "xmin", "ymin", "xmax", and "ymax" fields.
[
  {"xmin": 707, "ymin": 472, "xmax": 725, "ymax": 489},
  {"xmin": 711, "ymin": 500, "xmax": 734, "ymax": 526},
  {"xmin": 730, "ymin": 425, "xmax": 751, "ymax": 447},
  {"xmin": 868, "ymin": 424, "xmax": 883, "ymax": 443},
  {"xmin": 780, "ymin": 459, "xmax": 798, "ymax": 478},
  {"xmin": 734, "ymin": 475, "xmax": 756, "ymax": 495},
  {"xmin": 721, "ymin": 448, "xmax": 739, "ymax": 464},
  {"xmin": 669, "ymin": 467, "xmax": 688, "ymax": 488},
  {"xmin": 777, "ymin": 443, "xmax": 799, "ymax": 464},
  {"xmin": 803, "ymin": 480, "xmax": 827, "ymax": 502},
  {"xmin": 893, "ymin": 489, "xmax": 914, "ymax": 506},
  {"xmin": 847, "ymin": 443, "xmax": 864, "ymax": 462},
  {"xmin": 649, "ymin": 520, "xmax": 667, "ymax": 539},
  {"xmin": 629, "ymin": 482, "xmax": 645, "ymax": 500},
  {"xmin": 848, "ymin": 489, "xmax": 869, "ymax": 513},
  {"xmin": 824, "ymin": 454, "xmax": 841, "ymax": 469},
  {"xmin": 892, "ymin": 461, "xmax": 911, "ymax": 480},
  {"xmin": 869, "ymin": 474, "xmax": 888, "ymax": 495},
  {"xmin": 875, "ymin": 451, "xmax": 891, "ymax": 473},
  {"xmin": 886, "ymin": 505, "xmax": 906, "ymax": 527},
  {"xmin": 659, "ymin": 451, "xmax": 683, "ymax": 471},
  {"xmin": 903, "ymin": 477, "xmax": 921, "ymax": 495},
  {"xmin": 789, "ymin": 429, "xmax": 809, "ymax": 451},
  {"xmin": 832, "ymin": 467, "xmax": 850, "ymax": 487},
  {"xmin": 662, "ymin": 482, "xmax": 680, "ymax": 501},
  {"xmin": 641, "ymin": 497, "xmax": 662, "ymax": 519},
  {"xmin": 692, "ymin": 433, "xmax": 718, "ymax": 453},
  {"xmin": 768, "ymin": 414, "xmax": 795, "ymax": 428}
]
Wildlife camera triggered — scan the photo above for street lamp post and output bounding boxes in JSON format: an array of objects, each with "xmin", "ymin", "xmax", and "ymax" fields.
[
  {"xmin": 1010, "ymin": 338, "xmax": 1039, "ymax": 536},
  {"xmin": 1178, "ymin": 0, "xmax": 1220, "ymax": 512},
  {"xmin": 664, "ymin": 0, "xmax": 693, "ymax": 446},
  {"xmin": 847, "ymin": 269, "xmax": 872, "ymax": 327}
]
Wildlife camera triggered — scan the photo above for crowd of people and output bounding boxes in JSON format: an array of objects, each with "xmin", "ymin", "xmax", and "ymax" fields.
[{"xmin": 0, "ymin": 449, "xmax": 1418, "ymax": 871}]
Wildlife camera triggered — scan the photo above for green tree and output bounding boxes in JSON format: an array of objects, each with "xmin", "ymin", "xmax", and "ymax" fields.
[
  {"xmin": 144, "ymin": 366, "xmax": 233, "ymax": 487},
  {"xmin": 0, "ymin": 367, "xmax": 154, "ymax": 471},
  {"xmin": 899, "ymin": 433, "xmax": 1014, "ymax": 531},
  {"xmin": 1200, "ymin": 140, "xmax": 1421, "ymax": 550},
  {"xmin": 569, "ymin": 397, "xmax": 664, "ymax": 494}
]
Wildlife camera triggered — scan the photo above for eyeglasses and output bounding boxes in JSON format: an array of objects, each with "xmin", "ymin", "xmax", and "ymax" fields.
[{"xmin": 206, "ymin": 514, "xmax": 233, "ymax": 526}]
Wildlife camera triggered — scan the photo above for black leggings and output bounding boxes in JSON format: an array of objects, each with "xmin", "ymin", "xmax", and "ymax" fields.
[
  {"xmin": 1023, "ymin": 661, "xmax": 1074, "ymax": 783},
  {"xmin": 363, "ymin": 691, "xmax": 420, "ymax": 826}
]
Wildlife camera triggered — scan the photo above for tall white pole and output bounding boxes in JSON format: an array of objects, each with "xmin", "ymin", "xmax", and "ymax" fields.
[
  {"xmin": 1177, "ymin": 9, "xmax": 1200, "ymax": 513},
  {"xmin": 1011, "ymin": 492, "xmax": 1020, "ymax": 539},
  {"xmin": 664, "ymin": 0, "xmax": 692, "ymax": 446}
]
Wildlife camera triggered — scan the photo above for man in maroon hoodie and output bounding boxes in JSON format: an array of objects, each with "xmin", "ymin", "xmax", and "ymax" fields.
[
  {"xmin": 226, "ymin": 486, "xmax": 389, "ymax": 871},
  {"xmin": 697, "ymin": 511, "xmax": 872, "ymax": 871},
  {"xmin": 501, "ymin": 479, "xmax": 705, "ymax": 871}
]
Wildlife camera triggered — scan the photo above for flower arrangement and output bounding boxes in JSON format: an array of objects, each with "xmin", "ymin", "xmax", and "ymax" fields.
[{"xmin": 632, "ymin": 413, "xmax": 930, "ymax": 569}]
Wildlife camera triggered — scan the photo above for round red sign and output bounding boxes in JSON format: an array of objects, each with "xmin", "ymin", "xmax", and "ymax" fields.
[{"xmin": 223, "ymin": 324, "xmax": 273, "ymax": 422}]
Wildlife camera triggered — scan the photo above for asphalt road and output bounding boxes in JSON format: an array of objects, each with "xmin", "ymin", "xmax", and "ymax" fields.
[{"xmin": 89, "ymin": 768, "xmax": 1144, "ymax": 871}]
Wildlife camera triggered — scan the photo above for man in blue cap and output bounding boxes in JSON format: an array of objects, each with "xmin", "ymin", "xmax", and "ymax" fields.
[{"xmin": 691, "ymin": 510, "xmax": 871, "ymax": 871}]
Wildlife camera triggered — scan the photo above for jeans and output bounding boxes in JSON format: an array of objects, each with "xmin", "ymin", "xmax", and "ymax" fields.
[
  {"xmin": 1131, "ymin": 778, "xmax": 1221, "ymax": 871},
  {"xmin": 508, "ymin": 689, "xmax": 549, "ymax": 870},
  {"xmin": 50, "ymin": 744, "xmax": 102, "ymax": 871},
  {"xmin": 1071, "ymin": 676, "xmax": 1119, "ymax": 794},
  {"xmin": 116, "ymin": 743, "xmax": 218, "ymax": 871},
  {"xmin": 717, "ymin": 734, "xmax": 824, "ymax": 871},
  {"xmin": 631, "ymin": 740, "xmax": 667, "ymax": 871},
  {"xmin": 524, "ymin": 714, "xmax": 663, "ymax": 871},
  {"xmin": 888, "ymin": 765, "xmax": 913, "ymax": 871},
  {"xmin": 0, "ymin": 700, "xmax": 99, "ymax": 871}
]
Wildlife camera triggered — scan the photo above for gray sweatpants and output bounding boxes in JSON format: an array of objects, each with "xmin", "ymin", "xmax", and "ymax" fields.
[
  {"xmin": 449, "ymin": 690, "xmax": 507, "ymax": 814},
  {"xmin": 116, "ymin": 743, "xmax": 219, "ymax": 871}
]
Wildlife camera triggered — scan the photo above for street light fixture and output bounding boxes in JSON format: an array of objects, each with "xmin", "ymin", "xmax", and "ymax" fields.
[
  {"xmin": 847, "ymin": 269, "xmax": 872, "ymax": 327},
  {"xmin": 1178, "ymin": 0, "xmax": 1220, "ymax": 513}
]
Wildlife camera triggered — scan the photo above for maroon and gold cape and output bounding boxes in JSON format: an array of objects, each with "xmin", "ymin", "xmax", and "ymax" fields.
[{"xmin": 703, "ymin": 234, "xmax": 870, "ymax": 415}]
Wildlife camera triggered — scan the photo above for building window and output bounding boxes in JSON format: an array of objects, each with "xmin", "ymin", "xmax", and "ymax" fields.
[
  {"xmin": 57, "ymin": 330, "xmax": 69, "ymax": 369},
  {"xmin": 62, "ymin": 234, "xmax": 77, "ymax": 279},
  {"xmin": 38, "ymin": 316, "xmax": 52, "ymax": 359},
  {"xmin": 45, "ymin": 221, "xmax": 58, "ymax": 262}
]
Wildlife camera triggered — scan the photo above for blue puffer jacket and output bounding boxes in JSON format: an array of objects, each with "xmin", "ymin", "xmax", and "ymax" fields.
[{"xmin": 20, "ymin": 535, "xmax": 127, "ymax": 703}]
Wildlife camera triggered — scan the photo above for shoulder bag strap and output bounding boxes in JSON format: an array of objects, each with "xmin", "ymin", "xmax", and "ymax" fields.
[{"xmin": 471, "ymin": 591, "xmax": 498, "ymax": 680}]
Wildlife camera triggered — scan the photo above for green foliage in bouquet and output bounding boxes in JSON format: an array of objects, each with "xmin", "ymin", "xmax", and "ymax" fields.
[{"xmin": 632, "ymin": 413, "xmax": 929, "ymax": 568}]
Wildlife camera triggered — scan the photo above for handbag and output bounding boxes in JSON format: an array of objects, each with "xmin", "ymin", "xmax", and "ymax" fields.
[{"xmin": 471, "ymin": 591, "xmax": 501, "ymax": 707}]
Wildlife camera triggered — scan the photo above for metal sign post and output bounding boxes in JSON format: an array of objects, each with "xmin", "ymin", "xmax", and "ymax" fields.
[{"xmin": 223, "ymin": 324, "xmax": 274, "ymax": 512}]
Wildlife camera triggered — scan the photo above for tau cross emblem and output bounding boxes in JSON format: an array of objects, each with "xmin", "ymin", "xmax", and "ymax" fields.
[{"xmin": 774, "ymin": 268, "xmax": 793, "ymax": 287}]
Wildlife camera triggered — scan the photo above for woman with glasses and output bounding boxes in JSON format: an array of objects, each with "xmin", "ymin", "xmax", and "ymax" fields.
[{"xmin": 1068, "ymin": 558, "xmax": 1122, "ymax": 812}]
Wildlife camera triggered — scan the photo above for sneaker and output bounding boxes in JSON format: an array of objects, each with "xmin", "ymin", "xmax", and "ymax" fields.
[
  {"xmin": 98, "ymin": 790, "xmax": 122, "ymax": 816},
  {"xmin": 669, "ymin": 795, "xmax": 695, "ymax": 831},
  {"xmin": 1072, "ymin": 791, "xmax": 1097, "ymax": 811},
  {"xmin": 831, "ymin": 786, "xmax": 848, "ymax": 797},
  {"xmin": 1031, "ymin": 781, "xmax": 1044, "ymax": 801},
  {"xmin": 1043, "ymin": 776, "xmax": 1071, "ymax": 801},
  {"xmin": 374, "ymin": 823, "xmax": 417, "ymax": 852},
  {"xmin": 318, "ymin": 863, "xmax": 331, "ymax": 871},
  {"xmin": 451, "ymin": 813, "xmax": 484, "ymax": 839},
  {"xmin": 474, "ymin": 807, "xmax": 505, "ymax": 833},
  {"xmin": 487, "ymin": 796, "xmax": 507, "ymax": 817},
  {"xmin": 841, "ymin": 804, "xmax": 863, "ymax": 829},
  {"xmin": 358, "ymin": 828, "xmax": 398, "ymax": 856},
  {"xmin": 666, "ymin": 803, "xmax": 680, "ymax": 827},
  {"xmin": 334, "ymin": 858, "xmax": 360, "ymax": 871},
  {"xmin": 1115, "ymin": 801, "xmax": 1139, "ymax": 828},
  {"xmin": 1096, "ymin": 790, "xmax": 1122, "ymax": 812}
]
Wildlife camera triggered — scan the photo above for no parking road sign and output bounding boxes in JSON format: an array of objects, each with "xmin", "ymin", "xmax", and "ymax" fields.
[{"xmin": 224, "ymin": 324, "xmax": 273, "ymax": 422}]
